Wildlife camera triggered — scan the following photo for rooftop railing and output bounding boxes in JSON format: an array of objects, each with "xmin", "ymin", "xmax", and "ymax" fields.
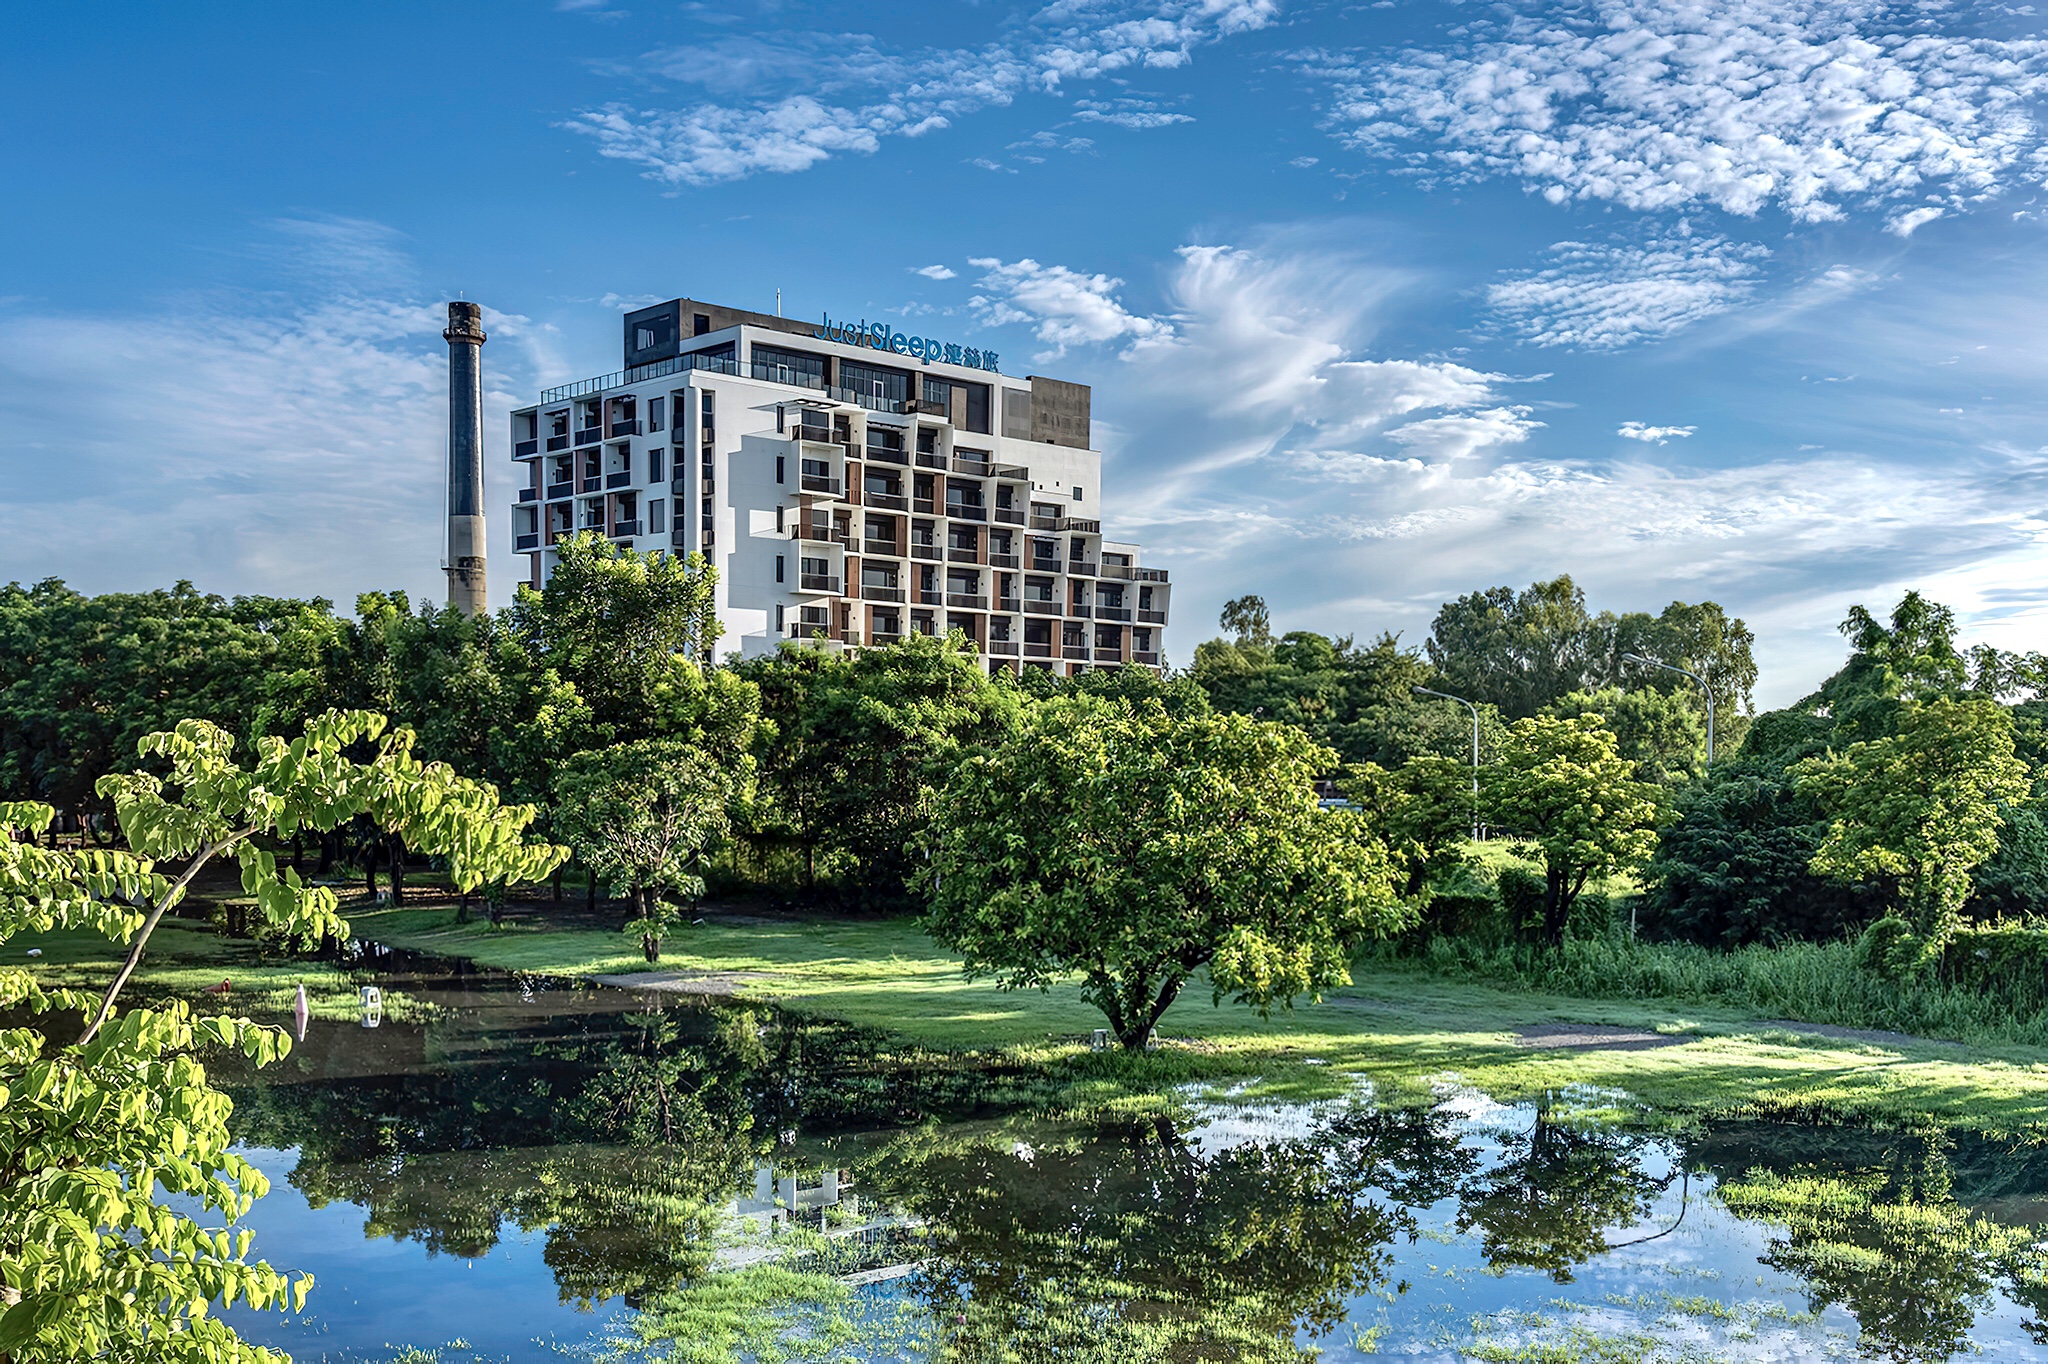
[{"xmin": 539, "ymin": 349, "xmax": 740, "ymax": 404}]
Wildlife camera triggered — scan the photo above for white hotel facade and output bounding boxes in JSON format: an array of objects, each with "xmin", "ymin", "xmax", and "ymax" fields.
[{"xmin": 508, "ymin": 297, "xmax": 1171, "ymax": 673}]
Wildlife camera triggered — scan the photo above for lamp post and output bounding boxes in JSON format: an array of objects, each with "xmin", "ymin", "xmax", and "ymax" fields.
[
  {"xmin": 1413, "ymin": 686, "xmax": 1482, "ymax": 840},
  {"xmin": 1623, "ymin": 652, "xmax": 1715, "ymax": 769}
]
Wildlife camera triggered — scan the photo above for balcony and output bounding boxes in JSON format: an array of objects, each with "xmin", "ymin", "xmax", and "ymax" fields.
[
  {"xmin": 545, "ymin": 434, "xmax": 570, "ymax": 452},
  {"xmin": 1023, "ymin": 600, "xmax": 1062, "ymax": 617},
  {"xmin": 793, "ymin": 425, "xmax": 835, "ymax": 445},
  {"xmin": 950, "ymin": 455, "xmax": 991, "ymax": 477},
  {"xmin": 917, "ymin": 590, "xmax": 942, "ymax": 606},
  {"xmin": 997, "ymin": 596, "xmax": 1021, "ymax": 613},
  {"xmin": 515, "ymin": 532, "xmax": 540, "ymax": 550},
  {"xmin": 1138, "ymin": 609, "xmax": 1168, "ymax": 625},
  {"xmin": 671, "ymin": 529, "xmax": 690, "ymax": 549},
  {"xmin": 863, "ymin": 539, "xmax": 902, "ymax": 558},
  {"xmin": 911, "ymin": 544, "xmax": 940, "ymax": 561},
  {"xmin": 580, "ymin": 476, "xmax": 602, "ymax": 493},
  {"xmin": 574, "ymin": 427, "xmax": 603, "ymax": 447},
  {"xmin": 945, "ymin": 503, "xmax": 988, "ymax": 523},
  {"xmin": 1024, "ymin": 642, "xmax": 1054, "ymax": 659},
  {"xmin": 1069, "ymin": 604, "xmax": 1093, "ymax": 619},
  {"xmin": 801, "ymin": 474, "xmax": 843, "ymax": 495},
  {"xmin": 861, "ymin": 585, "xmax": 906, "ymax": 603},
  {"xmin": 1095, "ymin": 648, "xmax": 1124, "ymax": 664},
  {"xmin": 702, "ymin": 476, "xmax": 715, "ymax": 495},
  {"xmin": 609, "ymin": 418, "xmax": 642, "ymax": 437},
  {"xmin": 1100, "ymin": 563, "xmax": 1138, "ymax": 581},
  {"xmin": 946, "ymin": 593, "xmax": 988, "ymax": 610},
  {"xmin": 1030, "ymin": 559, "xmax": 1062, "ymax": 576},
  {"xmin": 864, "ymin": 491, "xmax": 908, "ymax": 511},
  {"xmin": 1060, "ymin": 517, "xmax": 1101, "ymax": 533},
  {"xmin": 1029, "ymin": 515, "xmax": 1061, "ymax": 530},
  {"xmin": 870, "ymin": 631, "xmax": 904, "ymax": 646},
  {"xmin": 912, "ymin": 498, "xmax": 936, "ymax": 515},
  {"xmin": 947, "ymin": 547, "xmax": 979, "ymax": 564},
  {"xmin": 987, "ymin": 640, "xmax": 1020, "ymax": 657},
  {"xmin": 1094, "ymin": 605, "xmax": 1133, "ymax": 622},
  {"xmin": 518, "ymin": 487, "xmax": 539, "ymax": 503},
  {"xmin": 1069, "ymin": 561, "xmax": 1099, "ymax": 577},
  {"xmin": 994, "ymin": 507, "xmax": 1026, "ymax": 525},
  {"xmin": 1133, "ymin": 650, "xmax": 1161, "ymax": 666},
  {"xmin": 611, "ymin": 520, "xmax": 642, "ymax": 538},
  {"xmin": 1137, "ymin": 567, "xmax": 1171, "ymax": 583},
  {"xmin": 606, "ymin": 470, "xmax": 631, "ymax": 489},
  {"xmin": 994, "ymin": 464, "xmax": 1030, "ymax": 482},
  {"xmin": 915, "ymin": 451, "xmax": 947, "ymax": 470},
  {"xmin": 799, "ymin": 574, "xmax": 842, "ymax": 594},
  {"xmin": 798, "ymin": 523, "xmax": 850, "ymax": 547},
  {"xmin": 864, "ymin": 444, "xmax": 909, "ymax": 466},
  {"xmin": 989, "ymin": 552, "xmax": 1018, "ymax": 569},
  {"xmin": 1063, "ymin": 645, "xmax": 1091, "ymax": 661},
  {"xmin": 515, "ymin": 439, "xmax": 539, "ymax": 458}
]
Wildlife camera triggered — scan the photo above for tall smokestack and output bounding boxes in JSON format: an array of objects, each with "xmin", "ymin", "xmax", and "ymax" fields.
[{"xmin": 443, "ymin": 301, "xmax": 488, "ymax": 616}]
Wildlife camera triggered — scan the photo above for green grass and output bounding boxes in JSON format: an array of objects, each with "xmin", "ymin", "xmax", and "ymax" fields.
[{"xmin": 344, "ymin": 902, "xmax": 2048, "ymax": 1132}]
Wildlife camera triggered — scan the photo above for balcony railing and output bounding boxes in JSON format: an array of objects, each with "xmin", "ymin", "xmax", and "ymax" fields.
[
  {"xmin": 946, "ymin": 593, "xmax": 988, "ymax": 610},
  {"xmin": 987, "ymin": 640, "xmax": 1020, "ymax": 656},
  {"xmin": 861, "ymin": 585, "xmax": 906, "ymax": 603},
  {"xmin": 1030, "ymin": 559, "xmax": 1062, "ymax": 576},
  {"xmin": 545, "ymin": 434, "xmax": 570, "ymax": 452},
  {"xmin": 1060, "ymin": 517, "xmax": 1101, "ymax": 533},
  {"xmin": 799, "ymin": 574, "xmax": 842, "ymax": 594},
  {"xmin": 1094, "ymin": 605, "xmax": 1133, "ymax": 622},
  {"xmin": 1024, "ymin": 642, "xmax": 1054, "ymax": 659},
  {"xmin": 917, "ymin": 590, "xmax": 942, "ymax": 606},
  {"xmin": 945, "ymin": 503, "xmax": 987, "ymax": 522},
  {"xmin": 798, "ymin": 523, "xmax": 850, "ymax": 546},
  {"xmin": 1133, "ymin": 650, "xmax": 1161, "ymax": 666},
  {"xmin": 607, "ymin": 470, "xmax": 631, "ymax": 489},
  {"xmin": 870, "ymin": 631, "xmax": 904, "ymax": 646},
  {"xmin": 580, "ymin": 477, "xmax": 603, "ymax": 493},
  {"xmin": 864, "ymin": 444, "xmax": 909, "ymax": 466},
  {"xmin": 863, "ymin": 539, "xmax": 902, "ymax": 558},
  {"xmin": 1100, "ymin": 564, "xmax": 1138, "ymax": 581},
  {"xmin": 1023, "ymin": 601, "xmax": 1062, "ymax": 616},
  {"xmin": 1063, "ymin": 645, "xmax": 1091, "ymax": 661},
  {"xmin": 1069, "ymin": 604, "xmax": 1092, "ymax": 619},
  {"xmin": 515, "ymin": 532, "xmax": 540, "ymax": 550},
  {"xmin": 574, "ymin": 427, "xmax": 603, "ymax": 447},
  {"xmin": 947, "ymin": 547, "xmax": 979, "ymax": 563},
  {"xmin": 1138, "ymin": 609, "xmax": 1168, "ymax": 624},
  {"xmin": 1068, "ymin": 561, "xmax": 1099, "ymax": 577},
  {"xmin": 752, "ymin": 361, "xmax": 825, "ymax": 389},
  {"xmin": 801, "ymin": 474, "xmax": 842, "ymax": 495},
  {"xmin": 912, "ymin": 498, "xmax": 936, "ymax": 515},
  {"xmin": 994, "ymin": 507, "xmax": 1026, "ymax": 525},
  {"xmin": 864, "ymin": 491, "xmax": 907, "ymax": 511},
  {"xmin": 830, "ymin": 384, "xmax": 905, "ymax": 415},
  {"xmin": 793, "ymin": 425, "xmax": 836, "ymax": 445},
  {"xmin": 518, "ymin": 487, "xmax": 540, "ymax": 503},
  {"xmin": 997, "ymin": 597, "xmax": 1021, "ymax": 613},
  {"xmin": 911, "ymin": 544, "xmax": 940, "ymax": 561},
  {"xmin": 994, "ymin": 464, "xmax": 1030, "ymax": 481},
  {"xmin": 989, "ymin": 552, "xmax": 1018, "ymax": 569},
  {"xmin": 611, "ymin": 520, "xmax": 642, "ymax": 538},
  {"xmin": 1095, "ymin": 647, "xmax": 1125, "ymax": 664},
  {"xmin": 514, "ymin": 439, "xmax": 539, "ymax": 458},
  {"xmin": 609, "ymin": 418, "xmax": 642, "ymax": 436},
  {"xmin": 1136, "ymin": 567, "xmax": 1171, "ymax": 582},
  {"xmin": 538, "ymin": 349, "xmax": 739, "ymax": 405},
  {"xmin": 949, "ymin": 456, "xmax": 989, "ymax": 477},
  {"xmin": 1029, "ymin": 515, "xmax": 1061, "ymax": 530},
  {"xmin": 915, "ymin": 451, "xmax": 947, "ymax": 470}
]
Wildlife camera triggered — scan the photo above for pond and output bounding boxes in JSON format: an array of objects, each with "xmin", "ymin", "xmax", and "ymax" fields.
[{"xmin": 159, "ymin": 951, "xmax": 2048, "ymax": 1362}]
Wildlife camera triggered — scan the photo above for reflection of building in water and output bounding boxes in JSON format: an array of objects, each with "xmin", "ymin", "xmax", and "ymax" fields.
[{"xmin": 716, "ymin": 1165, "xmax": 923, "ymax": 1284}]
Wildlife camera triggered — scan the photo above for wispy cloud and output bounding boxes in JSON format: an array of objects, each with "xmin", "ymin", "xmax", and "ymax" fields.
[
  {"xmin": 968, "ymin": 256, "xmax": 1175, "ymax": 357},
  {"xmin": 913, "ymin": 264, "xmax": 958, "ymax": 280},
  {"xmin": 1618, "ymin": 421, "xmax": 1697, "ymax": 443},
  {"xmin": 1486, "ymin": 232, "xmax": 1769, "ymax": 349},
  {"xmin": 565, "ymin": 0, "xmax": 1274, "ymax": 185},
  {"xmin": 1316, "ymin": 0, "xmax": 2048, "ymax": 225}
]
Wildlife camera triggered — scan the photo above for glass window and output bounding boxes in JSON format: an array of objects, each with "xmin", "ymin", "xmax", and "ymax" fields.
[
  {"xmin": 649, "ymin": 448, "xmax": 664, "ymax": 483},
  {"xmin": 962, "ymin": 382, "xmax": 991, "ymax": 435},
  {"xmin": 752, "ymin": 345, "xmax": 827, "ymax": 387},
  {"xmin": 649, "ymin": 499, "xmax": 666, "ymax": 534},
  {"xmin": 776, "ymin": 554, "xmax": 785, "ymax": 583},
  {"xmin": 649, "ymin": 396, "xmax": 665, "ymax": 432},
  {"xmin": 839, "ymin": 360, "xmax": 910, "ymax": 406}
]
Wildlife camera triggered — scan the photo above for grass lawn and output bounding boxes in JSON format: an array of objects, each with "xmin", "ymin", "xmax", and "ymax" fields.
[{"xmin": 346, "ymin": 900, "xmax": 2048, "ymax": 1134}]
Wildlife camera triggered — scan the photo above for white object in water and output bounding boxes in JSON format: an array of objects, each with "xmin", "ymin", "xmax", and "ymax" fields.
[
  {"xmin": 293, "ymin": 983, "xmax": 310, "ymax": 1043},
  {"xmin": 1090, "ymin": 1029, "xmax": 1109, "ymax": 1051},
  {"xmin": 25, "ymin": 948, "xmax": 40, "ymax": 958},
  {"xmin": 359, "ymin": 985, "xmax": 382, "ymax": 1008}
]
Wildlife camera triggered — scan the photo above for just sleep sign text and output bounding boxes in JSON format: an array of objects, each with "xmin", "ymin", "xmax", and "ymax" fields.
[{"xmin": 812, "ymin": 314, "xmax": 1000, "ymax": 373}]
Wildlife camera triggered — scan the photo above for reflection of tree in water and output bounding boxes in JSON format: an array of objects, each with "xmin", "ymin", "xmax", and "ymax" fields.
[
  {"xmin": 1453, "ymin": 1093, "xmax": 1681, "ymax": 1282},
  {"xmin": 861, "ymin": 1106, "xmax": 1474, "ymax": 1364},
  {"xmin": 1705, "ymin": 1123, "xmax": 2048, "ymax": 1363}
]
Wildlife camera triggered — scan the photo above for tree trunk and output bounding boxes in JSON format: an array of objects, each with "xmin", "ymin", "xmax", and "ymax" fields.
[
  {"xmin": 551, "ymin": 866, "xmax": 563, "ymax": 902},
  {"xmin": 290, "ymin": 833, "xmax": 302, "ymax": 873},
  {"xmin": 586, "ymin": 868, "xmax": 597, "ymax": 914},
  {"xmin": 1544, "ymin": 863, "xmax": 1569, "ymax": 950},
  {"xmin": 643, "ymin": 933, "xmax": 661, "ymax": 962},
  {"xmin": 363, "ymin": 839, "xmax": 379, "ymax": 899},
  {"xmin": 317, "ymin": 830, "xmax": 335, "ymax": 874},
  {"xmin": 387, "ymin": 834, "xmax": 406, "ymax": 906}
]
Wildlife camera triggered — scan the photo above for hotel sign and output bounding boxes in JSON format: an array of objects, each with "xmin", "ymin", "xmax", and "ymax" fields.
[{"xmin": 812, "ymin": 313, "xmax": 1000, "ymax": 373}]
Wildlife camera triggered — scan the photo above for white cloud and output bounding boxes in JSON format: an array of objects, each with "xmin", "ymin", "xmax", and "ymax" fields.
[
  {"xmin": 968, "ymin": 256, "xmax": 1175, "ymax": 356},
  {"xmin": 1888, "ymin": 205, "xmax": 1946, "ymax": 237},
  {"xmin": 1618, "ymin": 422, "xmax": 1698, "ymax": 443},
  {"xmin": 1487, "ymin": 233, "xmax": 1769, "ymax": 349},
  {"xmin": 914, "ymin": 265, "xmax": 958, "ymax": 280},
  {"xmin": 1322, "ymin": 0, "xmax": 2048, "ymax": 225},
  {"xmin": 566, "ymin": 0, "xmax": 1274, "ymax": 185},
  {"xmin": 1388, "ymin": 406, "xmax": 1545, "ymax": 460}
]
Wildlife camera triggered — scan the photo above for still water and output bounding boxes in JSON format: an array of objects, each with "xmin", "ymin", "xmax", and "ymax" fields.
[{"xmin": 176, "ymin": 951, "xmax": 2048, "ymax": 1362}]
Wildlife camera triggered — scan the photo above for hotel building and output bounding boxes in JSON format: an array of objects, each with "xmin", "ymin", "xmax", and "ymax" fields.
[{"xmin": 508, "ymin": 297, "xmax": 1171, "ymax": 673}]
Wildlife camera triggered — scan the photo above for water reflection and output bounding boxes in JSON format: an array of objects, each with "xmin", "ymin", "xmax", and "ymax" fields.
[{"xmin": 187, "ymin": 954, "xmax": 2048, "ymax": 1362}]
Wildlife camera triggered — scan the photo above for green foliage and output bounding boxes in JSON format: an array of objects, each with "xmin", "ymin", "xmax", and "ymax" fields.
[
  {"xmin": 1218, "ymin": 593, "xmax": 1271, "ymax": 647},
  {"xmin": 1484, "ymin": 714, "xmax": 1661, "ymax": 949},
  {"xmin": 0, "ymin": 713, "xmax": 565, "ymax": 1362},
  {"xmin": 1796, "ymin": 699, "xmax": 2030, "ymax": 975},
  {"xmin": 1544, "ymin": 686, "xmax": 1704, "ymax": 785},
  {"xmin": 553, "ymin": 739, "xmax": 737, "ymax": 943},
  {"xmin": 923, "ymin": 695, "xmax": 1406, "ymax": 1049}
]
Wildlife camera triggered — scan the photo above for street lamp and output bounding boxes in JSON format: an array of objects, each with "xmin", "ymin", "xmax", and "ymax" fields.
[
  {"xmin": 1623, "ymin": 652, "xmax": 1715, "ymax": 769},
  {"xmin": 1413, "ymin": 685, "xmax": 1482, "ymax": 840}
]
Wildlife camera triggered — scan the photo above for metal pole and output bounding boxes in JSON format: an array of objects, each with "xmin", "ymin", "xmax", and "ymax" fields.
[
  {"xmin": 1414, "ymin": 686, "xmax": 1482, "ymax": 840},
  {"xmin": 1622, "ymin": 653, "xmax": 1715, "ymax": 770}
]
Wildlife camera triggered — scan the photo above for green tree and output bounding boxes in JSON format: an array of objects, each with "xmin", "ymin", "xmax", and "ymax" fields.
[
  {"xmin": 1484, "ymin": 714, "xmax": 1661, "ymax": 949},
  {"xmin": 0, "ymin": 711, "xmax": 565, "ymax": 1361},
  {"xmin": 1544, "ymin": 685, "xmax": 1705, "ymax": 785},
  {"xmin": 553, "ymin": 740, "xmax": 737, "ymax": 960},
  {"xmin": 1218, "ymin": 593, "xmax": 1272, "ymax": 647},
  {"xmin": 1797, "ymin": 591, "xmax": 1973, "ymax": 743},
  {"xmin": 1795, "ymin": 698, "xmax": 2029, "ymax": 975},
  {"xmin": 923, "ymin": 696, "xmax": 1405, "ymax": 1050}
]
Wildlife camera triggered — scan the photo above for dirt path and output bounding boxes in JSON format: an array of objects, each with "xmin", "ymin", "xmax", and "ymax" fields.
[
  {"xmin": 590, "ymin": 968, "xmax": 773, "ymax": 996},
  {"xmin": 1514, "ymin": 1023, "xmax": 1687, "ymax": 1052}
]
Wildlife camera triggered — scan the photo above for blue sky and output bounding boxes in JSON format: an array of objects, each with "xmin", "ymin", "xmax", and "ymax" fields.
[{"xmin": 5, "ymin": 0, "xmax": 2048, "ymax": 703}]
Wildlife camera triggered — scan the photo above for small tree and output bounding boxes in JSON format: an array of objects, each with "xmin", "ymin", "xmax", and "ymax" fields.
[
  {"xmin": 923, "ymin": 697, "xmax": 1405, "ymax": 1051},
  {"xmin": 1794, "ymin": 698, "xmax": 2030, "ymax": 976},
  {"xmin": 1484, "ymin": 713, "xmax": 1661, "ymax": 948},
  {"xmin": 0, "ymin": 711, "xmax": 566, "ymax": 1361},
  {"xmin": 553, "ymin": 740, "xmax": 733, "ymax": 961}
]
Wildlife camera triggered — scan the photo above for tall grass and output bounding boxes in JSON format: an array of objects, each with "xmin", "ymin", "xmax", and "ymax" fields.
[{"xmin": 1394, "ymin": 935, "xmax": 2048, "ymax": 1050}]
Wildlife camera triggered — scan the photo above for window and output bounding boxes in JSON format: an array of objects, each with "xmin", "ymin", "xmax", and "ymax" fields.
[
  {"xmin": 776, "ymin": 604, "xmax": 786, "ymax": 631},
  {"xmin": 776, "ymin": 455, "xmax": 785, "ymax": 484},
  {"xmin": 776, "ymin": 506, "xmax": 785, "ymax": 534},
  {"xmin": 649, "ymin": 499, "xmax": 666, "ymax": 534},
  {"xmin": 1073, "ymin": 486, "xmax": 1084, "ymax": 502},
  {"xmin": 962, "ymin": 382, "xmax": 991, "ymax": 435},
  {"xmin": 649, "ymin": 396, "xmax": 665, "ymax": 432},
  {"xmin": 776, "ymin": 405, "xmax": 786, "ymax": 434},
  {"xmin": 776, "ymin": 554, "xmax": 786, "ymax": 584},
  {"xmin": 922, "ymin": 377, "xmax": 952, "ymax": 411},
  {"xmin": 753, "ymin": 345, "xmax": 826, "ymax": 387},
  {"xmin": 693, "ymin": 313, "xmax": 711, "ymax": 335},
  {"xmin": 801, "ymin": 556, "xmax": 828, "ymax": 576},
  {"xmin": 839, "ymin": 359, "xmax": 910, "ymax": 407},
  {"xmin": 649, "ymin": 448, "xmax": 664, "ymax": 482}
]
